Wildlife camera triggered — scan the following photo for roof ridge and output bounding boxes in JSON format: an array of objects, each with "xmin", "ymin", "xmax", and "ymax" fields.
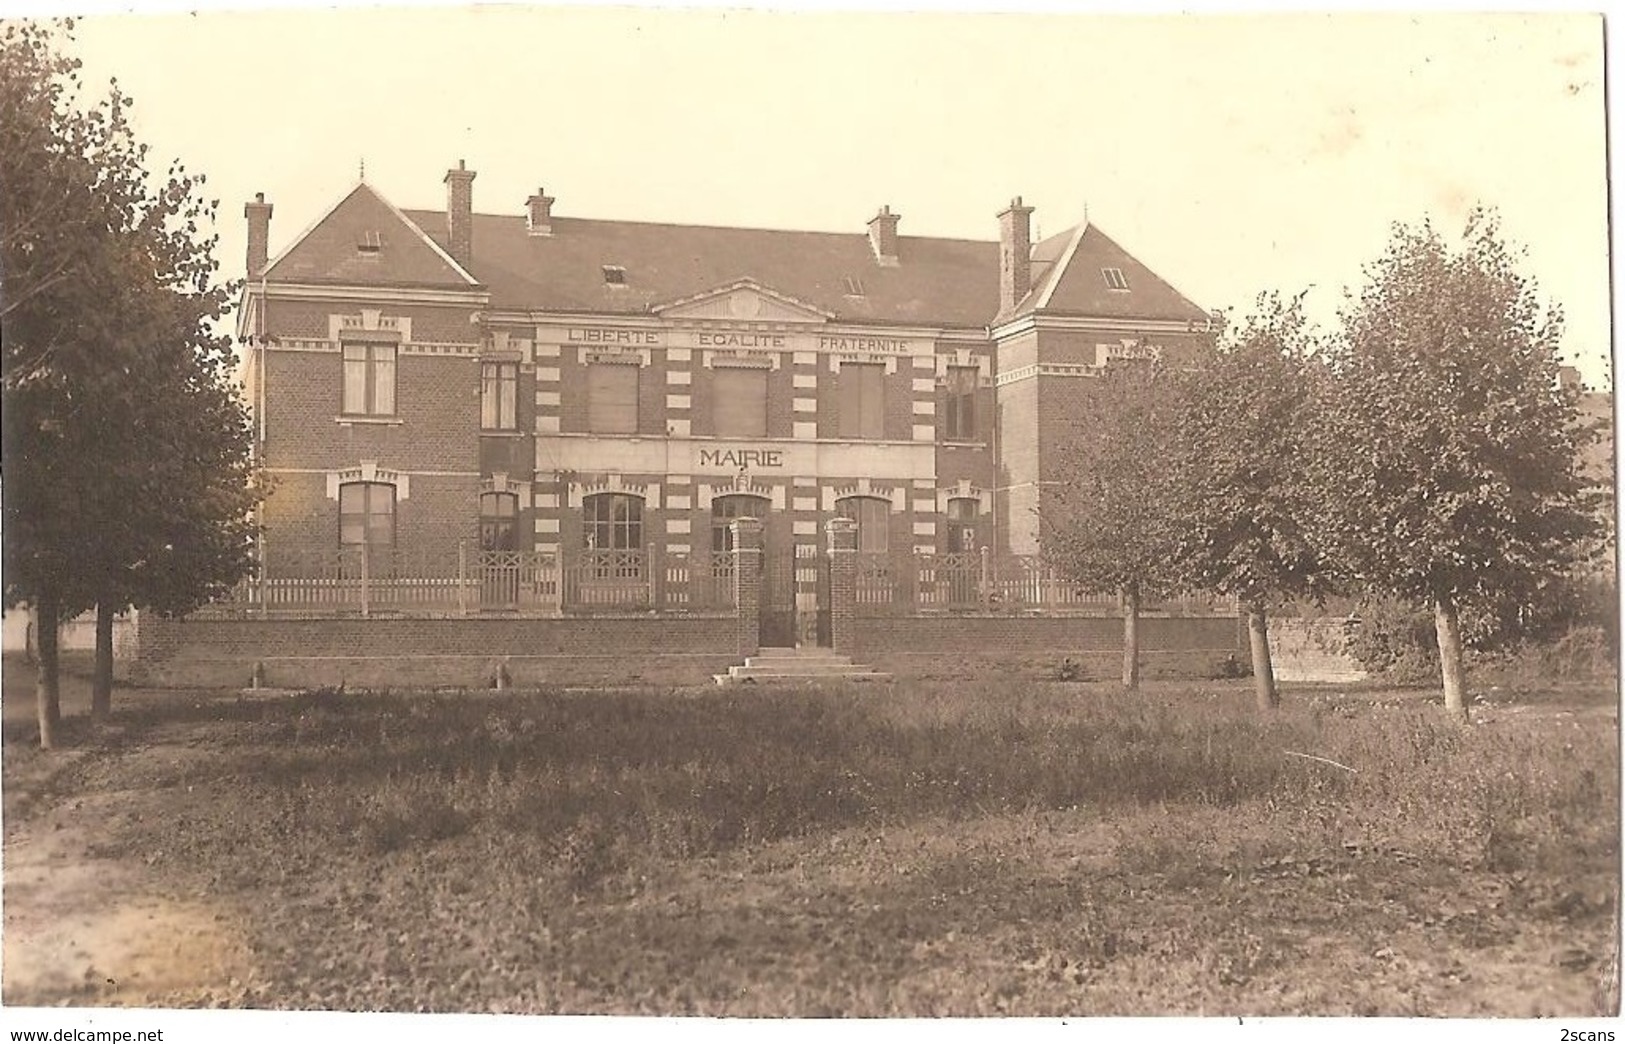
[{"xmin": 402, "ymin": 207, "xmax": 999, "ymax": 245}]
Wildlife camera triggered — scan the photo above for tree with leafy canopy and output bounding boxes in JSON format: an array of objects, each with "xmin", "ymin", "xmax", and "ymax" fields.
[
  {"xmin": 1318, "ymin": 208, "xmax": 1597, "ymax": 721},
  {"xmin": 2, "ymin": 19, "xmax": 257, "ymax": 743},
  {"xmin": 78, "ymin": 306, "xmax": 259, "ymax": 719},
  {"xmin": 1171, "ymin": 292, "xmax": 1337, "ymax": 710},
  {"xmin": 1043, "ymin": 358, "xmax": 1189, "ymax": 691}
]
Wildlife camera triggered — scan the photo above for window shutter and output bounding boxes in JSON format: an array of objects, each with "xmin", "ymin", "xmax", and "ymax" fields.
[
  {"xmin": 860, "ymin": 365, "xmax": 884, "ymax": 438},
  {"xmin": 713, "ymin": 367, "xmax": 768, "ymax": 437},
  {"xmin": 839, "ymin": 363, "xmax": 885, "ymax": 439},
  {"xmin": 587, "ymin": 363, "xmax": 639, "ymax": 434}
]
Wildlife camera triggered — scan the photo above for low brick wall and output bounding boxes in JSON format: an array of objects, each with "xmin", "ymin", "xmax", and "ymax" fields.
[
  {"xmin": 1268, "ymin": 617, "xmax": 1367, "ymax": 683},
  {"xmin": 133, "ymin": 611, "xmax": 1247, "ymax": 689},
  {"xmin": 134, "ymin": 615, "xmax": 739, "ymax": 689},
  {"xmin": 851, "ymin": 614, "xmax": 1245, "ymax": 681}
]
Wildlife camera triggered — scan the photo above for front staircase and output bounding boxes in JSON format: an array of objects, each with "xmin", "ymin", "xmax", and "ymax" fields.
[{"xmin": 713, "ymin": 647, "xmax": 892, "ymax": 685}]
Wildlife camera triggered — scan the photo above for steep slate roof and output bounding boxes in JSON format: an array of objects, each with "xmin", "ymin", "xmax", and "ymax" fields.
[
  {"xmin": 1017, "ymin": 223, "xmax": 1211, "ymax": 324},
  {"xmin": 264, "ymin": 180, "xmax": 1211, "ymax": 329},
  {"xmin": 264, "ymin": 183, "xmax": 478, "ymax": 290},
  {"xmin": 403, "ymin": 210, "xmax": 1001, "ymax": 327}
]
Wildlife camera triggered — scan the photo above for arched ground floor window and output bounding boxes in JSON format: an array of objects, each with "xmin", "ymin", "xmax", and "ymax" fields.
[
  {"xmin": 835, "ymin": 495, "xmax": 890, "ymax": 553},
  {"xmin": 339, "ymin": 481, "xmax": 395, "ymax": 552},
  {"xmin": 480, "ymin": 491, "xmax": 519, "ymax": 552},
  {"xmin": 583, "ymin": 492, "xmax": 644, "ymax": 550}
]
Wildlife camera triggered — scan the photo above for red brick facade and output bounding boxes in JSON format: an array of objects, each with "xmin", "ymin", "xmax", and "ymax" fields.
[{"xmin": 236, "ymin": 170, "xmax": 1220, "ymax": 641}]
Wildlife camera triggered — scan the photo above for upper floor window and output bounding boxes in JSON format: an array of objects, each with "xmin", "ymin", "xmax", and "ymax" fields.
[
  {"xmin": 943, "ymin": 366, "xmax": 978, "ymax": 441},
  {"xmin": 838, "ymin": 362, "xmax": 885, "ymax": 440},
  {"xmin": 480, "ymin": 491, "xmax": 518, "ymax": 552},
  {"xmin": 711, "ymin": 494, "xmax": 769, "ymax": 553},
  {"xmin": 712, "ymin": 366, "xmax": 768, "ymax": 438},
  {"xmin": 342, "ymin": 343, "xmax": 396, "ymax": 416},
  {"xmin": 339, "ymin": 481, "xmax": 395, "ymax": 551},
  {"xmin": 836, "ymin": 495, "xmax": 889, "ymax": 554},
  {"xmin": 586, "ymin": 362, "xmax": 639, "ymax": 434},
  {"xmin": 481, "ymin": 361, "xmax": 517, "ymax": 431},
  {"xmin": 583, "ymin": 492, "xmax": 643, "ymax": 550}
]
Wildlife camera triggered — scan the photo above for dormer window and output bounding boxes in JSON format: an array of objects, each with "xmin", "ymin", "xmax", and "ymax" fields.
[
  {"xmin": 842, "ymin": 276, "xmax": 866, "ymax": 297},
  {"xmin": 357, "ymin": 230, "xmax": 382, "ymax": 256},
  {"xmin": 602, "ymin": 265, "xmax": 627, "ymax": 286},
  {"xmin": 1102, "ymin": 267, "xmax": 1129, "ymax": 291}
]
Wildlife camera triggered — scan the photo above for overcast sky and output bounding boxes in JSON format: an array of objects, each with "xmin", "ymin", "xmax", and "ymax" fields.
[{"xmin": 46, "ymin": 6, "xmax": 1612, "ymax": 390}]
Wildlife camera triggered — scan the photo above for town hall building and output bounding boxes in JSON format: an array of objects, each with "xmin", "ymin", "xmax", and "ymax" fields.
[{"xmin": 235, "ymin": 162, "xmax": 1216, "ymax": 639}]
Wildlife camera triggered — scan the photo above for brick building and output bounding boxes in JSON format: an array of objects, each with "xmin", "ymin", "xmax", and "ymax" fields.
[{"xmin": 236, "ymin": 163, "xmax": 1215, "ymax": 640}]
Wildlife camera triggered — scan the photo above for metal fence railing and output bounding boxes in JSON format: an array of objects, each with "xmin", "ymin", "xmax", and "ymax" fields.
[
  {"xmin": 198, "ymin": 542, "xmax": 1233, "ymax": 620},
  {"xmin": 203, "ymin": 543, "xmax": 739, "ymax": 618},
  {"xmin": 850, "ymin": 550, "xmax": 1235, "ymax": 618}
]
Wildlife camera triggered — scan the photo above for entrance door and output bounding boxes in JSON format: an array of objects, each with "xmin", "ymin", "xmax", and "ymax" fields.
[
  {"xmin": 712, "ymin": 495, "xmax": 796, "ymax": 647},
  {"xmin": 759, "ymin": 544, "xmax": 797, "ymax": 647}
]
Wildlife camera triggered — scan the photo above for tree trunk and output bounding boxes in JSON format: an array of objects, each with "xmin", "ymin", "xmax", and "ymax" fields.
[
  {"xmin": 1434, "ymin": 596, "xmax": 1469, "ymax": 722},
  {"xmin": 1246, "ymin": 603, "xmax": 1279, "ymax": 710},
  {"xmin": 1122, "ymin": 585, "xmax": 1141, "ymax": 691},
  {"xmin": 92, "ymin": 600, "xmax": 115, "ymax": 719},
  {"xmin": 35, "ymin": 590, "xmax": 61, "ymax": 750}
]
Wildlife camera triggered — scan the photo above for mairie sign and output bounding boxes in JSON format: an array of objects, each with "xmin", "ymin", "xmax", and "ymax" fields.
[{"xmin": 697, "ymin": 447, "xmax": 785, "ymax": 469}]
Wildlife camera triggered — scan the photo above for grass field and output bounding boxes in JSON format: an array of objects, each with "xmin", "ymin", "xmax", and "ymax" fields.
[{"xmin": 2, "ymin": 670, "xmax": 1618, "ymax": 1016}]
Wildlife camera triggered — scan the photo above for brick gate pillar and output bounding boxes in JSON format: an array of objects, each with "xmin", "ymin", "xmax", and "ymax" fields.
[
  {"xmin": 730, "ymin": 517, "xmax": 764, "ymax": 658},
  {"xmin": 824, "ymin": 517, "xmax": 858, "ymax": 657}
]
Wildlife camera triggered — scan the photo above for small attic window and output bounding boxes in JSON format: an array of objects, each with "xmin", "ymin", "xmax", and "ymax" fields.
[
  {"xmin": 602, "ymin": 265, "xmax": 627, "ymax": 286},
  {"xmin": 357, "ymin": 230, "xmax": 382, "ymax": 255},
  {"xmin": 1102, "ymin": 267, "xmax": 1129, "ymax": 291},
  {"xmin": 842, "ymin": 276, "xmax": 866, "ymax": 297}
]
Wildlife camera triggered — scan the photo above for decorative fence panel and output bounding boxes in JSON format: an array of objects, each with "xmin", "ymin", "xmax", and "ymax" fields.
[
  {"xmin": 476, "ymin": 550, "xmax": 561, "ymax": 611},
  {"xmin": 562, "ymin": 549, "xmax": 651, "ymax": 609},
  {"xmin": 659, "ymin": 552, "xmax": 735, "ymax": 611}
]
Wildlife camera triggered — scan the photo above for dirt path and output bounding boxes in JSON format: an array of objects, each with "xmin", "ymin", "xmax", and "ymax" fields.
[{"xmin": 3, "ymin": 748, "xmax": 258, "ymax": 1007}]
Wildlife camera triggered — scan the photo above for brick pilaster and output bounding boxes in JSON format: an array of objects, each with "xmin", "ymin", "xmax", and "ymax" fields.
[
  {"xmin": 825, "ymin": 516, "xmax": 858, "ymax": 657},
  {"xmin": 731, "ymin": 517, "xmax": 764, "ymax": 658}
]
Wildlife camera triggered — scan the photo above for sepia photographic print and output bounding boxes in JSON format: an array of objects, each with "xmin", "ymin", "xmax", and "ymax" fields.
[{"xmin": 0, "ymin": 3, "xmax": 1616, "ymax": 1041}]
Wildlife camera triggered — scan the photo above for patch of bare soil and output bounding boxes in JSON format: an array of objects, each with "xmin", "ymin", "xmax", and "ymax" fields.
[{"xmin": 3, "ymin": 733, "xmax": 258, "ymax": 1008}]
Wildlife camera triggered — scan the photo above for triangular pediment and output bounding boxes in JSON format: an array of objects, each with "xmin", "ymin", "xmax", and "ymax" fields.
[
  {"xmin": 652, "ymin": 279, "xmax": 833, "ymax": 323},
  {"xmin": 264, "ymin": 182, "xmax": 480, "ymax": 289}
]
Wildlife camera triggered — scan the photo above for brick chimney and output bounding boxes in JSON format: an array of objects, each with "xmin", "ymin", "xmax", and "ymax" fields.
[
  {"xmin": 526, "ymin": 187, "xmax": 555, "ymax": 236},
  {"xmin": 867, "ymin": 205, "xmax": 900, "ymax": 266},
  {"xmin": 244, "ymin": 192, "xmax": 273, "ymax": 278},
  {"xmin": 444, "ymin": 160, "xmax": 476, "ymax": 267},
  {"xmin": 997, "ymin": 196, "xmax": 1034, "ymax": 315}
]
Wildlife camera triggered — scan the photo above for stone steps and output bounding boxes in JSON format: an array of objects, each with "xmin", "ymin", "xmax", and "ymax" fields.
[{"xmin": 714, "ymin": 647, "xmax": 891, "ymax": 685}]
